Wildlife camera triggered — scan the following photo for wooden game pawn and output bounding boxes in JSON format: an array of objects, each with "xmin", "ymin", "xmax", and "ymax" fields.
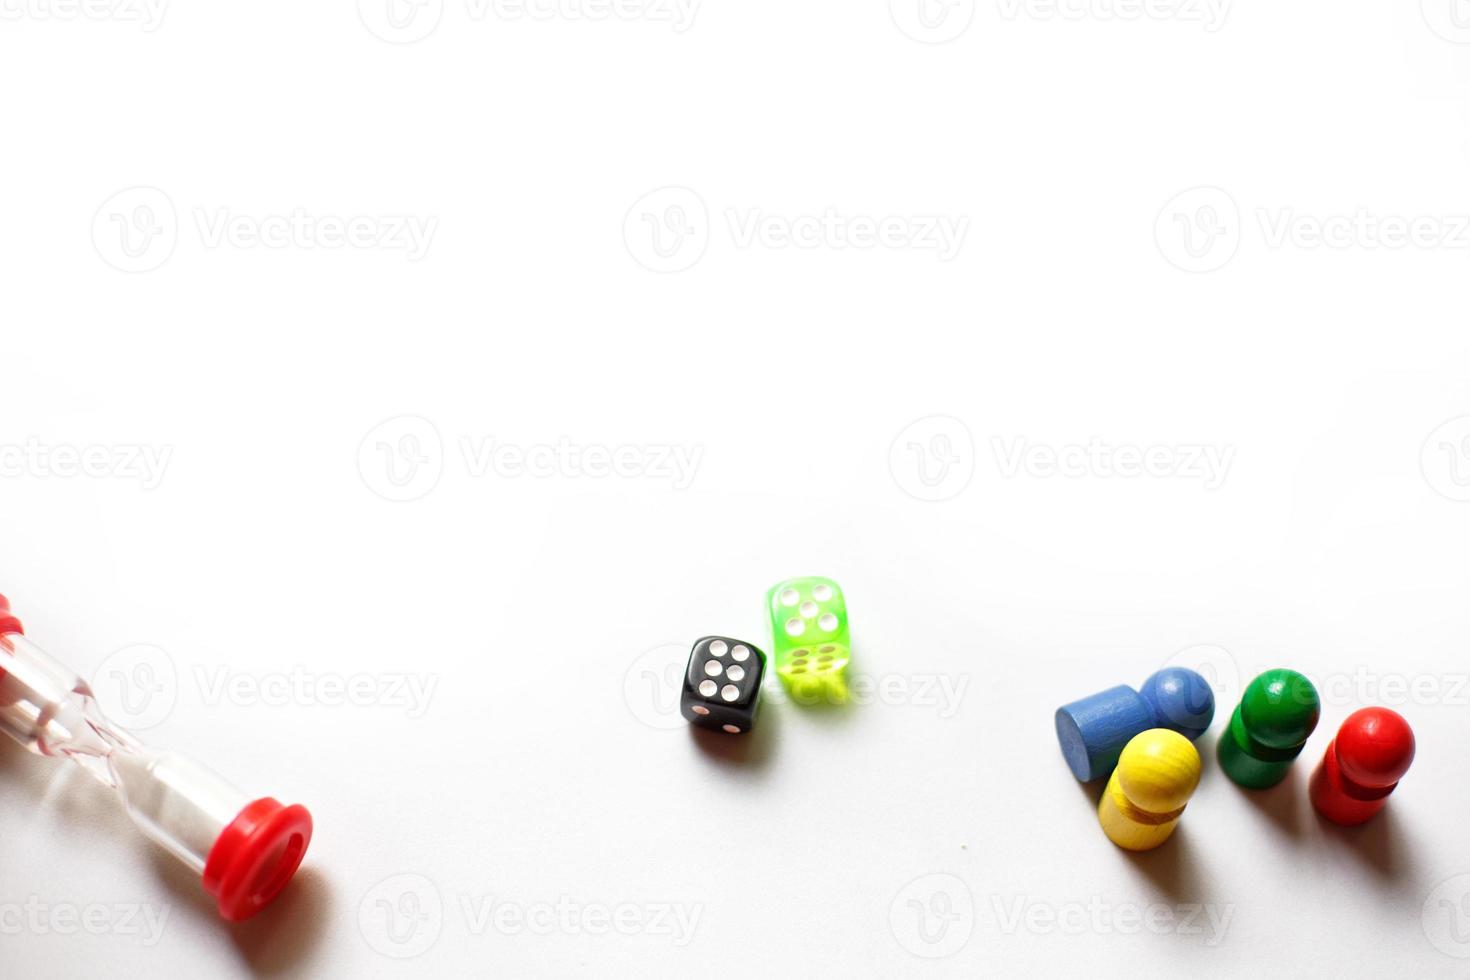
[
  {"xmin": 1055, "ymin": 667, "xmax": 1215, "ymax": 782},
  {"xmin": 1098, "ymin": 729, "xmax": 1201, "ymax": 851},
  {"xmin": 1217, "ymin": 669, "xmax": 1320, "ymax": 789},
  {"xmin": 1309, "ymin": 707, "xmax": 1415, "ymax": 826}
]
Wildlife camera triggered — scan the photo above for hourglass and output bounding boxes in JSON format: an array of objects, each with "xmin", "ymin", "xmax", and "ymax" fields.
[{"xmin": 0, "ymin": 594, "xmax": 312, "ymax": 921}]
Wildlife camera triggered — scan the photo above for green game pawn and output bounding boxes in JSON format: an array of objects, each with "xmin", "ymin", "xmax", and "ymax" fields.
[
  {"xmin": 766, "ymin": 576, "xmax": 850, "ymax": 704},
  {"xmin": 1217, "ymin": 669, "xmax": 1321, "ymax": 789}
]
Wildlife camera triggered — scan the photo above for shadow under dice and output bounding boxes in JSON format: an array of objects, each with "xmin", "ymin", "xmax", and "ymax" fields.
[
  {"xmin": 767, "ymin": 576, "xmax": 850, "ymax": 702},
  {"xmin": 680, "ymin": 636, "xmax": 766, "ymax": 734}
]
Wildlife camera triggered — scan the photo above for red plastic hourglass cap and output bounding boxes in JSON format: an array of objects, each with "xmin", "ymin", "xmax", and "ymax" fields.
[
  {"xmin": 203, "ymin": 798, "xmax": 314, "ymax": 922},
  {"xmin": 0, "ymin": 594, "xmax": 23, "ymax": 636}
]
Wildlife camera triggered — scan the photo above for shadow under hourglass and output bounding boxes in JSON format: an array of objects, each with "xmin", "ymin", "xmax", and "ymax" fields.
[
  {"xmin": 148, "ymin": 844, "xmax": 333, "ymax": 976},
  {"xmin": 229, "ymin": 869, "xmax": 334, "ymax": 976}
]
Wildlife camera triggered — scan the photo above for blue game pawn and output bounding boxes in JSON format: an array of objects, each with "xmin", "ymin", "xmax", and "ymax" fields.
[{"xmin": 1055, "ymin": 667, "xmax": 1215, "ymax": 782}]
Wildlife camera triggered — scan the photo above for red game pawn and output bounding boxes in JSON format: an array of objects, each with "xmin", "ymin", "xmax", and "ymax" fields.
[{"xmin": 1308, "ymin": 707, "xmax": 1415, "ymax": 826}]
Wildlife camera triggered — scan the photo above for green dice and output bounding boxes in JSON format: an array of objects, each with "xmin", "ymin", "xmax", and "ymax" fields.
[{"xmin": 766, "ymin": 576, "xmax": 850, "ymax": 702}]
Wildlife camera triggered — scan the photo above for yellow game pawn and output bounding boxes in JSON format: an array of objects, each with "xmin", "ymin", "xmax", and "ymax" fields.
[{"xmin": 1097, "ymin": 729, "xmax": 1201, "ymax": 851}]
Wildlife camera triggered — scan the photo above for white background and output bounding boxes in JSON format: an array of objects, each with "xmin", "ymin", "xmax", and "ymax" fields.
[{"xmin": 3, "ymin": 0, "xmax": 1470, "ymax": 976}]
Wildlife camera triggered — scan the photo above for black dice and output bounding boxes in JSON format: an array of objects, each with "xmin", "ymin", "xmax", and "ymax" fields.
[{"xmin": 680, "ymin": 636, "xmax": 766, "ymax": 734}]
